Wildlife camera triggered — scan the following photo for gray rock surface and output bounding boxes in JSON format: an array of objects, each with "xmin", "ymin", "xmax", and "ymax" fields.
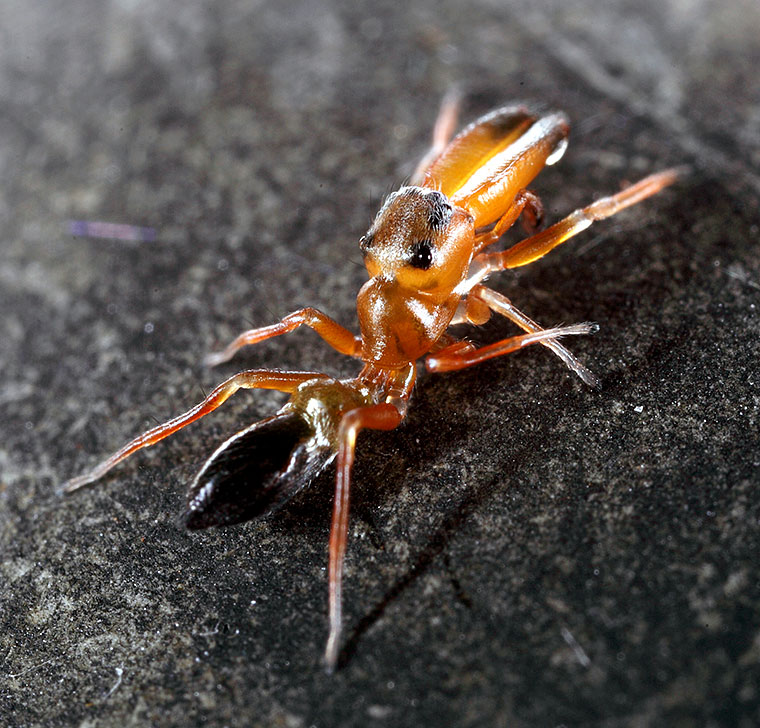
[{"xmin": 1, "ymin": 0, "xmax": 759, "ymax": 725}]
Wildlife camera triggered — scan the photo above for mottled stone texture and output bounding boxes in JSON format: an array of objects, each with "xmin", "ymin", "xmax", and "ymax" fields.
[{"xmin": 1, "ymin": 0, "xmax": 759, "ymax": 726}]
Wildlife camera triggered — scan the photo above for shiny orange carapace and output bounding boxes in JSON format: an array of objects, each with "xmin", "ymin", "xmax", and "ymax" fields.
[{"xmin": 65, "ymin": 98, "xmax": 678, "ymax": 670}]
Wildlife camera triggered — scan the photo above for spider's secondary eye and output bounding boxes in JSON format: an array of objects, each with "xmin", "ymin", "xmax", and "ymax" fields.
[
  {"xmin": 427, "ymin": 193, "xmax": 452, "ymax": 230},
  {"xmin": 359, "ymin": 233, "xmax": 374, "ymax": 255},
  {"xmin": 408, "ymin": 239, "xmax": 434, "ymax": 270}
]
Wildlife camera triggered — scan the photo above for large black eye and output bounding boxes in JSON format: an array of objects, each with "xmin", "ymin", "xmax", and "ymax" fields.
[{"xmin": 408, "ymin": 239, "xmax": 434, "ymax": 269}]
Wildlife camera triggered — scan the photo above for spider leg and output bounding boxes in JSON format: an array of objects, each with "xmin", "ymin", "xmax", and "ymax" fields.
[
  {"xmin": 474, "ymin": 189, "xmax": 544, "ymax": 254},
  {"xmin": 324, "ymin": 401, "xmax": 406, "ymax": 672},
  {"xmin": 426, "ymin": 322, "xmax": 596, "ymax": 373},
  {"xmin": 204, "ymin": 308, "xmax": 362, "ymax": 367},
  {"xmin": 481, "ymin": 169, "xmax": 680, "ymax": 271},
  {"xmin": 469, "ymin": 285, "xmax": 600, "ymax": 388},
  {"xmin": 63, "ymin": 369, "xmax": 328, "ymax": 492}
]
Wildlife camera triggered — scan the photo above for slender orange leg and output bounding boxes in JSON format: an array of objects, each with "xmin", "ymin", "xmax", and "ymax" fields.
[
  {"xmin": 64, "ymin": 370, "xmax": 328, "ymax": 493},
  {"xmin": 430, "ymin": 338, "xmax": 478, "ymax": 359},
  {"xmin": 472, "ymin": 285, "xmax": 600, "ymax": 388},
  {"xmin": 426, "ymin": 323, "xmax": 596, "ymax": 373},
  {"xmin": 204, "ymin": 308, "xmax": 362, "ymax": 367},
  {"xmin": 324, "ymin": 402, "xmax": 405, "ymax": 672},
  {"xmin": 481, "ymin": 168, "xmax": 680, "ymax": 272},
  {"xmin": 474, "ymin": 189, "xmax": 544, "ymax": 254}
]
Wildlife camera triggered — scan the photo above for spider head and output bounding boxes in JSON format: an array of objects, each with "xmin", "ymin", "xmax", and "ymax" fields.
[{"xmin": 359, "ymin": 186, "xmax": 474, "ymax": 296}]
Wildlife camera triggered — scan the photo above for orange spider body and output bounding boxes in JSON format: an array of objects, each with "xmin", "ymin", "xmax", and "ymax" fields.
[{"xmin": 65, "ymin": 100, "xmax": 678, "ymax": 670}]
